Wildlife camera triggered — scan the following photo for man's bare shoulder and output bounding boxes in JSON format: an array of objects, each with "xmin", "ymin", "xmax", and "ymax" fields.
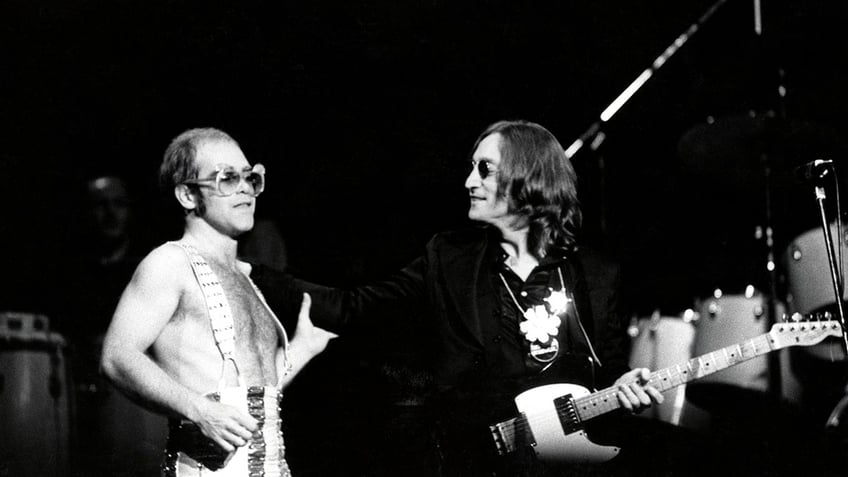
[
  {"xmin": 130, "ymin": 242, "xmax": 192, "ymax": 288},
  {"xmin": 106, "ymin": 242, "xmax": 195, "ymax": 353}
]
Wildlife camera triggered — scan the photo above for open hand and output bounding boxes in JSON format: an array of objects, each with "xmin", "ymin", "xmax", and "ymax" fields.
[{"xmin": 293, "ymin": 292, "xmax": 337, "ymax": 357}]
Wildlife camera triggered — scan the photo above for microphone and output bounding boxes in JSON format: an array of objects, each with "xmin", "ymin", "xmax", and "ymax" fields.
[{"xmin": 794, "ymin": 159, "xmax": 834, "ymax": 182}]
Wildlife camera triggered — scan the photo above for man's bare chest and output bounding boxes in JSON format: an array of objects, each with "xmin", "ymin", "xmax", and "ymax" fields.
[
  {"xmin": 212, "ymin": 264, "xmax": 279, "ymax": 349},
  {"xmin": 176, "ymin": 261, "xmax": 280, "ymax": 354}
]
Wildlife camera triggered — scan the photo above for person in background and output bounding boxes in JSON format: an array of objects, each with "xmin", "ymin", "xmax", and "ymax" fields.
[{"xmin": 57, "ymin": 174, "xmax": 165, "ymax": 476}]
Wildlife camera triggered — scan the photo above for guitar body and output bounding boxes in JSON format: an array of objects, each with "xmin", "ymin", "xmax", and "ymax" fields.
[{"xmin": 514, "ymin": 384, "xmax": 620, "ymax": 463}]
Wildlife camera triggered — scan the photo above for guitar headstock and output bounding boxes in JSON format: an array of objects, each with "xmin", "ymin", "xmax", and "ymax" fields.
[{"xmin": 768, "ymin": 320, "xmax": 843, "ymax": 349}]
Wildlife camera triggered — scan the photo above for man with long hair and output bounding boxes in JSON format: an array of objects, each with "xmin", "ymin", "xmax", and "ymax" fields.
[{"xmin": 254, "ymin": 120, "xmax": 663, "ymax": 475}]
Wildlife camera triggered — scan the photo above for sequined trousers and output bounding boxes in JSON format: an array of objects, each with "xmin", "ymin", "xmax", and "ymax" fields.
[{"xmin": 162, "ymin": 386, "xmax": 291, "ymax": 477}]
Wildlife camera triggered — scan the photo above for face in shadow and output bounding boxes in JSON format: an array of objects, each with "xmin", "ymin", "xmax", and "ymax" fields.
[{"xmin": 85, "ymin": 176, "xmax": 133, "ymax": 245}]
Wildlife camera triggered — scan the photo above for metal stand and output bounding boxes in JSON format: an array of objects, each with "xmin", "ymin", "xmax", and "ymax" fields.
[
  {"xmin": 761, "ymin": 148, "xmax": 783, "ymax": 398},
  {"xmin": 815, "ymin": 180, "xmax": 848, "ymax": 431},
  {"xmin": 812, "ymin": 184, "xmax": 848, "ymax": 354},
  {"xmin": 827, "ymin": 393, "xmax": 848, "ymax": 428},
  {"xmin": 563, "ymin": 0, "xmax": 730, "ymax": 160}
]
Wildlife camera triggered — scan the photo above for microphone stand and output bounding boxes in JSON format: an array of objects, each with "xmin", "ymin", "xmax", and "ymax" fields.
[
  {"xmin": 814, "ymin": 168, "xmax": 848, "ymax": 430},
  {"xmin": 562, "ymin": 0, "xmax": 729, "ymax": 242},
  {"xmin": 564, "ymin": 0, "xmax": 730, "ymax": 160},
  {"xmin": 811, "ymin": 179, "xmax": 848, "ymax": 354}
]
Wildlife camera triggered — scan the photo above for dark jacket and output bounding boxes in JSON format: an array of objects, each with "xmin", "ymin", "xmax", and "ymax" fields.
[
  {"xmin": 252, "ymin": 225, "xmax": 629, "ymax": 396},
  {"xmin": 251, "ymin": 226, "xmax": 632, "ymax": 475}
]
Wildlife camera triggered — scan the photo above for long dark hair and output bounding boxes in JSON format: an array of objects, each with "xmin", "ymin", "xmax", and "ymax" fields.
[{"xmin": 472, "ymin": 120, "xmax": 582, "ymax": 257}]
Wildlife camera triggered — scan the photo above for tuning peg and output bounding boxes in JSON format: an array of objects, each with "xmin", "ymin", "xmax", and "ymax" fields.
[{"xmin": 791, "ymin": 312, "xmax": 804, "ymax": 322}]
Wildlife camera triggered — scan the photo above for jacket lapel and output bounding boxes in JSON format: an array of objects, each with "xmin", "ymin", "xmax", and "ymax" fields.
[{"xmin": 564, "ymin": 255, "xmax": 596, "ymax": 352}]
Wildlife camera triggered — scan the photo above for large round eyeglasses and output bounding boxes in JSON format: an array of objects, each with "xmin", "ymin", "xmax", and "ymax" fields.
[{"xmin": 182, "ymin": 163, "xmax": 266, "ymax": 197}]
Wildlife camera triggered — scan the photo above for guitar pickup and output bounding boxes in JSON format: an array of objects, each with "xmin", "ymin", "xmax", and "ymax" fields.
[
  {"xmin": 489, "ymin": 414, "xmax": 535, "ymax": 456},
  {"xmin": 554, "ymin": 394, "xmax": 581, "ymax": 434}
]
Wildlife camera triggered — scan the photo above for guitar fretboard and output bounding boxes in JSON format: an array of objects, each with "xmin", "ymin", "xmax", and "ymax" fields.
[{"xmin": 572, "ymin": 332, "xmax": 774, "ymax": 421}]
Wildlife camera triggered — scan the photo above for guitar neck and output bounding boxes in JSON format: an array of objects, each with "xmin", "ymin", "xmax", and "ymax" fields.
[{"xmin": 573, "ymin": 330, "xmax": 777, "ymax": 422}]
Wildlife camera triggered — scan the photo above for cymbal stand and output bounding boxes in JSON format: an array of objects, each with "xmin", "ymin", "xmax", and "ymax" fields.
[{"xmin": 761, "ymin": 145, "xmax": 783, "ymax": 398}]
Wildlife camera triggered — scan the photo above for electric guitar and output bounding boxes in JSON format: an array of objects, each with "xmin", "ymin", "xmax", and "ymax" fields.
[{"xmin": 489, "ymin": 320, "xmax": 843, "ymax": 463}]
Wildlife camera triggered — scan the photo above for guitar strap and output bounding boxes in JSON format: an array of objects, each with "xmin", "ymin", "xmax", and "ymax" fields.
[
  {"xmin": 555, "ymin": 257, "xmax": 602, "ymax": 395},
  {"xmin": 562, "ymin": 258, "xmax": 602, "ymax": 368}
]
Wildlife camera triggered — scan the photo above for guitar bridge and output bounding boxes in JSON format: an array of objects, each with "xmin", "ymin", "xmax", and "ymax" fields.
[{"xmin": 489, "ymin": 414, "xmax": 535, "ymax": 456}]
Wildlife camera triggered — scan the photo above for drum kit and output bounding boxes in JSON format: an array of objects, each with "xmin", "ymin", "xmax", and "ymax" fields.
[
  {"xmin": 627, "ymin": 108, "xmax": 848, "ymax": 437},
  {"xmin": 562, "ymin": 1, "xmax": 848, "ymax": 437}
]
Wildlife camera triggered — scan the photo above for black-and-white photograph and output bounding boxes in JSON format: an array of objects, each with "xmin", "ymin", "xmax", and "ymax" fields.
[{"xmin": 2, "ymin": 1, "xmax": 847, "ymax": 475}]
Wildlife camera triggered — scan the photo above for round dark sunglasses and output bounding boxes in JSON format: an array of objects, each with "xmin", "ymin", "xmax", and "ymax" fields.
[{"xmin": 470, "ymin": 160, "xmax": 498, "ymax": 180}]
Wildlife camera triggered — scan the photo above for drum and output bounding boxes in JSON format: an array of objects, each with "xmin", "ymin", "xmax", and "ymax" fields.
[
  {"xmin": 784, "ymin": 224, "xmax": 847, "ymax": 361},
  {"xmin": 684, "ymin": 292, "xmax": 789, "ymax": 416},
  {"xmin": 0, "ymin": 312, "xmax": 71, "ymax": 477},
  {"xmin": 628, "ymin": 311, "xmax": 696, "ymax": 426},
  {"xmin": 784, "ymin": 223, "xmax": 848, "ymax": 314}
]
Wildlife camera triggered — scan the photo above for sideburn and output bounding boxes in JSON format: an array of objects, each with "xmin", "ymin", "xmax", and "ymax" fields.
[{"xmin": 193, "ymin": 192, "xmax": 207, "ymax": 216}]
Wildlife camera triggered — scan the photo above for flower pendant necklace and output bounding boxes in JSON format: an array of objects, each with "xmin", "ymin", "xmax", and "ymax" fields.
[{"xmin": 498, "ymin": 267, "xmax": 570, "ymax": 363}]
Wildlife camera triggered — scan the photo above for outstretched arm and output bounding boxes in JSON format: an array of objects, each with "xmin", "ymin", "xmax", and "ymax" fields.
[{"xmin": 250, "ymin": 256, "xmax": 428, "ymax": 334}]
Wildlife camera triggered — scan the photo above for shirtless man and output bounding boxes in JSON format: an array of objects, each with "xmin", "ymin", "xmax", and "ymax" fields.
[{"xmin": 101, "ymin": 128, "xmax": 335, "ymax": 476}]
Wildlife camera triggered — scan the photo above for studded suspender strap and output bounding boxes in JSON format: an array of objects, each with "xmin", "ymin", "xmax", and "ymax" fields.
[{"xmin": 172, "ymin": 241, "xmax": 243, "ymax": 388}]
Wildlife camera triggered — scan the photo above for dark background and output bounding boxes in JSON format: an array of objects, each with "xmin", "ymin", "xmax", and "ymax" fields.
[
  {"xmin": 2, "ymin": 1, "xmax": 848, "ymax": 475},
  {"xmin": 3, "ymin": 0, "xmax": 847, "ymax": 313}
]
